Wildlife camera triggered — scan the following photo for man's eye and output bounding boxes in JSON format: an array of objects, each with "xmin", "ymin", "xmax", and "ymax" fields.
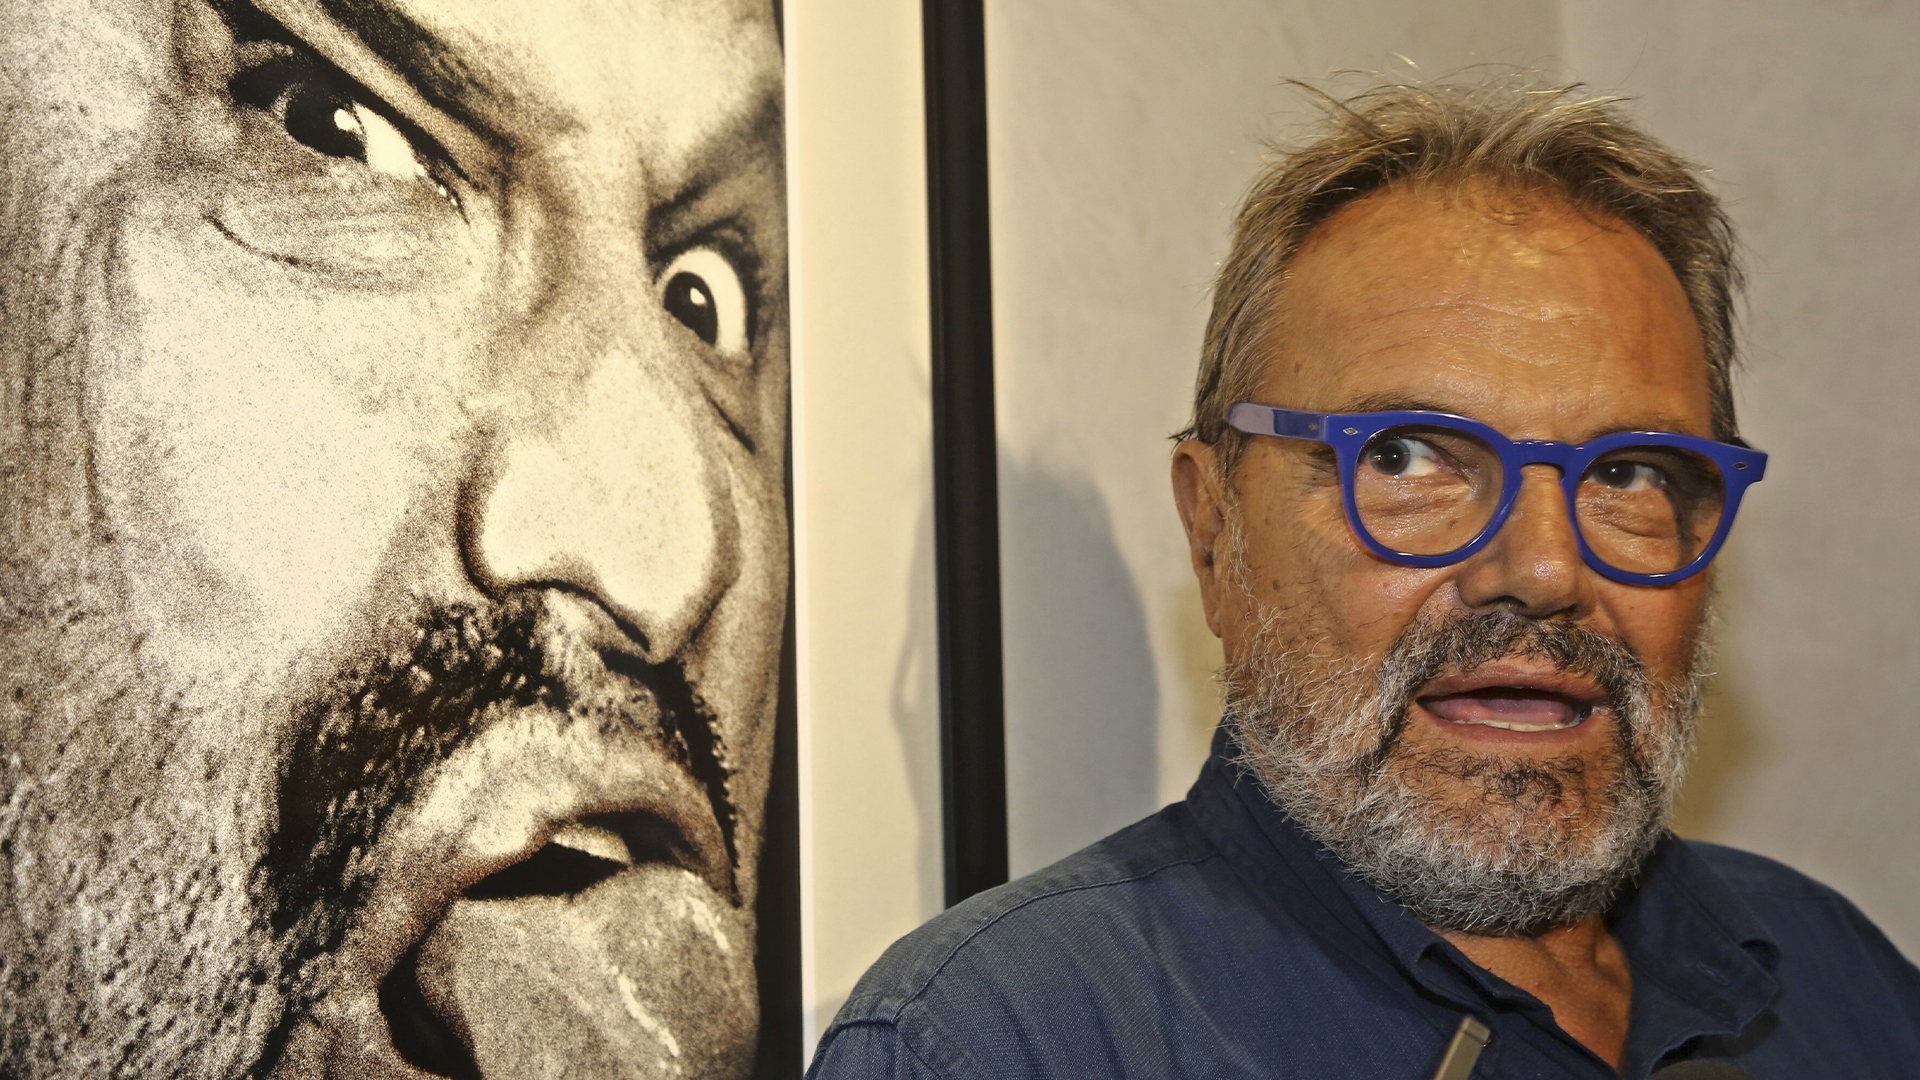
[
  {"xmin": 1588, "ymin": 460, "xmax": 1665, "ymax": 492},
  {"xmin": 231, "ymin": 57, "xmax": 437, "ymax": 187},
  {"xmin": 660, "ymin": 248, "xmax": 750, "ymax": 357},
  {"xmin": 1364, "ymin": 437, "xmax": 1445, "ymax": 478}
]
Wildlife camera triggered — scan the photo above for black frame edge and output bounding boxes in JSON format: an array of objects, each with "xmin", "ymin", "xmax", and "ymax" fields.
[{"xmin": 922, "ymin": 0, "xmax": 1009, "ymax": 908}]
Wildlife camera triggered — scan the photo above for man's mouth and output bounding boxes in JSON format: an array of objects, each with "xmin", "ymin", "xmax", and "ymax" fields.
[
  {"xmin": 1419, "ymin": 688, "xmax": 1593, "ymax": 731},
  {"xmin": 1414, "ymin": 666, "xmax": 1606, "ymax": 734}
]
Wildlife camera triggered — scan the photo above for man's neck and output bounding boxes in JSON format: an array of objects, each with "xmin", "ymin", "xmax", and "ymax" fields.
[{"xmin": 1437, "ymin": 916, "xmax": 1633, "ymax": 1072}]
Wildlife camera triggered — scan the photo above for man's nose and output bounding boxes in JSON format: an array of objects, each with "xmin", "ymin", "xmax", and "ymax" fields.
[
  {"xmin": 1454, "ymin": 464, "xmax": 1592, "ymax": 618},
  {"xmin": 465, "ymin": 297, "xmax": 737, "ymax": 661}
]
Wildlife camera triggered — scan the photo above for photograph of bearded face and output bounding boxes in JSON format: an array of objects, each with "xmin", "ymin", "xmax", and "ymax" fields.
[{"xmin": 0, "ymin": 1, "xmax": 790, "ymax": 1078}]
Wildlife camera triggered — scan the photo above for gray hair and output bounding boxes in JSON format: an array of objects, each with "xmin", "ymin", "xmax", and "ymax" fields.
[{"xmin": 1178, "ymin": 79, "xmax": 1743, "ymax": 473}]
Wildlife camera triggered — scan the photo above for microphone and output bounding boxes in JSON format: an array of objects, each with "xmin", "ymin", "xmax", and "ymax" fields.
[
  {"xmin": 1650, "ymin": 1063, "xmax": 1760, "ymax": 1078},
  {"xmin": 1427, "ymin": 1014, "xmax": 1759, "ymax": 1080},
  {"xmin": 1428, "ymin": 1016, "xmax": 1490, "ymax": 1080}
]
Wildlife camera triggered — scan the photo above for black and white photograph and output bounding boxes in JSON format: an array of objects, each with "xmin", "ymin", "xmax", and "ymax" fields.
[{"xmin": 0, "ymin": 1, "xmax": 793, "ymax": 1077}]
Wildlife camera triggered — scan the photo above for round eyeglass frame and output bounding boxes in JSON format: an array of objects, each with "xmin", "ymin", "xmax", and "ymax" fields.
[{"xmin": 1225, "ymin": 403, "xmax": 1769, "ymax": 586}]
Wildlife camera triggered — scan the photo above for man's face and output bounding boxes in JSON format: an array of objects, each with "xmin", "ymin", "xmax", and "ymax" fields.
[
  {"xmin": 1174, "ymin": 182, "xmax": 1716, "ymax": 933},
  {"xmin": 0, "ymin": 1, "xmax": 786, "ymax": 1077}
]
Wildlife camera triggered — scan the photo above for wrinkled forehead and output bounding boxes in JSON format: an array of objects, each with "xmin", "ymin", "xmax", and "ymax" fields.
[
  {"xmin": 1265, "ymin": 183, "xmax": 1712, "ymax": 437},
  {"xmin": 296, "ymin": 0, "xmax": 782, "ymax": 177}
]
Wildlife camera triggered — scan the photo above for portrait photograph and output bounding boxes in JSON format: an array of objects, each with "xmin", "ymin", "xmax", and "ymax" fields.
[{"xmin": 0, "ymin": 0, "xmax": 798, "ymax": 1077}]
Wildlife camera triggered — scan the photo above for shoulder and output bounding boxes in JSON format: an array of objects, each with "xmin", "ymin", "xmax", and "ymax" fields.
[
  {"xmin": 1681, "ymin": 838, "xmax": 1898, "ymax": 935},
  {"xmin": 1683, "ymin": 840, "xmax": 1843, "ymax": 901},
  {"xmin": 832, "ymin": 801, "xmax": 1226, "ymax": 1024},
  {"xmin": 1679, "ymin": 839, "xmax": 1920, "ymax": 986},
  {"xmin": 811, "ymin": 802, "xmax": 1247, "ymax": 1078}
]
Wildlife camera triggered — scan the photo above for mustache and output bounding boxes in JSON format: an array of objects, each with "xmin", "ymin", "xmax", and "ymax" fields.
[
  {"xmin": 1387, "ymin": 608, "xmax": 1648, "ymax": 700},
  {"xmin": 1362, "ymin": 609, "xmax": 1654, "ymax": 774},
  {"xmin": 249, "ymin": 591, "xmax": 737, "ymax": 1007}
]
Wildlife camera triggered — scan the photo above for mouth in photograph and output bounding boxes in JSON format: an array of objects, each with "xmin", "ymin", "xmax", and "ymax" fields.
[
  {"xmin": 263, "ymin": 696, "xmax": 736, "ymax": 1080},
  {"xmin": 1413, "ymin": 663, "xmax": 1608, "ymax": 745}
]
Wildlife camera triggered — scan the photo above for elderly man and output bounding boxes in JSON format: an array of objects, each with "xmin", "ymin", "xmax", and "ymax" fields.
[
  {"xmin": 811, "ymin": 83, "xmax": 1920, "ymax": 1078},
  {"xmin": 0, "ymin": 1, "xmax": 787, "ymax": 1078}
]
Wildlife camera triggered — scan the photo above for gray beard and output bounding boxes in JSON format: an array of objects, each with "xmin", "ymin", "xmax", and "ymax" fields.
[{"xmin": 1225, "ymin": 601, "xmax": 1705, "ymax": 937}]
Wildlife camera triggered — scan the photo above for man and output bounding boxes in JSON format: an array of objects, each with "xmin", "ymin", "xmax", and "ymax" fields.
[
  {"xmin": 0, "ymin": 1, "xmax": 788, "ymax": 1078},
  {"xmin": 811, "ymin": 82, "xmax": 1920, "ymax": 1078}
]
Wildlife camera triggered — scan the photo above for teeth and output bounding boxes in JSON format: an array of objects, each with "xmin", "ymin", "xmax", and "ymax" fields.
[
  {"xmin": 547, "ymin": 822, "xmax": 633, "ymax": 866},
  {"xmin": 1447, "ymin": 718, "xmax": 1579, "ymax": 732}
]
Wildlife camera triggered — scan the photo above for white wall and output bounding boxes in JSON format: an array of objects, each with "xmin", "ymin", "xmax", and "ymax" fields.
[
  {"xmin": 988, "ymin": 0, "xmax": 1920, "ymax": 957},
  {"xmin": 787, "ymin": 0, "xmax": 944, "ymax": 1049}
]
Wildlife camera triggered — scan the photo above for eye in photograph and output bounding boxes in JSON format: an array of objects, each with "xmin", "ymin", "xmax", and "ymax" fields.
[
  {"xmin": 660, "ymin": 247, "xmax": 751, "ymax": 359},
  {"xmin": 227, "ymin": 46, "xmax": 462, "ymax": 212},
  {"xmin": 199, "ymin": 22, "xmax": 482, "ymax": 280}
]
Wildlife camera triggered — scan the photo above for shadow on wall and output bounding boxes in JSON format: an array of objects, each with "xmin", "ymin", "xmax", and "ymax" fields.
[
  {"xmin": 892, "ymin": 435, "xmax": 946, "ymax": 921},
  {"xmin": 999, "ymin": 457, "xmax": 1160, "ymax": 877},
  {"xmin": 1168, "ymin": 576, "xmax": 1227, "ymax": 758}
]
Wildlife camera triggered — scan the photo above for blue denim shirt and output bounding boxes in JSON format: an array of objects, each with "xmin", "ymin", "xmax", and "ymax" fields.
[{"xmin": 809, "ymin": 726, "xmax": 1920, "ymax": 1078}]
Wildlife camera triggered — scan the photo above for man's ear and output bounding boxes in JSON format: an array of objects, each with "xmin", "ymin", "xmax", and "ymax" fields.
[{"xmin": 1171, "ymin": 440, "xmax": 1229, "ymax": 639}]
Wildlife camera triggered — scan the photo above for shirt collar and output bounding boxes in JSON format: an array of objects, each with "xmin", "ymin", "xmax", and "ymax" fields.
[{"xmin": 1187, "ymin": 722, "xmax": 1781, "ymax": 1065}]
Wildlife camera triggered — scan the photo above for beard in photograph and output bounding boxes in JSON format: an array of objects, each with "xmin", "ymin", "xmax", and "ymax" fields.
[
  {"xmin": 0, "ymin": 579, "xmax": 753, "ymax": 1080},
  {"xmin": 1218, "ymin": 521, "xmax": 1711, "ymax": 937}
]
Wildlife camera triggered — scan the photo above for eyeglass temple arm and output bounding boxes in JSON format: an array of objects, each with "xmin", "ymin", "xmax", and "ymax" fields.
[{"xmin": 1225, "ymin": 403, "xmax": 1329, "ymax": 442}]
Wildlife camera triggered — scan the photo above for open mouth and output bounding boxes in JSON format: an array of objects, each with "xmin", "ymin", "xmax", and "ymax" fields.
[
  {"xmin": 1419, "ymin": 687, "xmax": 1595, "ymax": 732},
  {"xmin": 268, "ymin": 705, "xmax": 740, "ymax": 1080},
  {"xmin": 378, "ymin": 811, "xmax": 709, "ymax": 1080},
  {"xmin": 258, "ymin": 590, "xmax": 744, "ymax": 1079},
  {"xmin": 1415, "ymin": 665, "xmax": 1606, "ymax": 734}
]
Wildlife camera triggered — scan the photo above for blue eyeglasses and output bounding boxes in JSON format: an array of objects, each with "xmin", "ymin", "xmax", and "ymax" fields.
[{"xmin": 1225, "ymin": 403, "xmax": 1768, "ymax": 586}]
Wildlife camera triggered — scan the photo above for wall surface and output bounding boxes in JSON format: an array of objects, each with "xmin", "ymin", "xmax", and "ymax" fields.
[
  {"xmin": 988, "ymin": 0, "xmax": 1920, "ymax": 957},
  {"xmin": 787, "ymin": 0, "xmax": 944, "ymax": 1051}
]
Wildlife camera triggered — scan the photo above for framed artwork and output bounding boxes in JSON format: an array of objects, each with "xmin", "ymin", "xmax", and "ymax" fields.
[
  {"xmin": 0, "ymin": 0, "xmax": 801, "ymax": 1076},
  {"xmin": 1, "ymin": 0, "xmax": 1013, "ymax": 1072}
]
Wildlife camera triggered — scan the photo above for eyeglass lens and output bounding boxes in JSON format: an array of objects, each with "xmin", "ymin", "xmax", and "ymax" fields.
[{"xmin": 1353, "ymin": 427, "xmax": 1729, "ymax": 575}]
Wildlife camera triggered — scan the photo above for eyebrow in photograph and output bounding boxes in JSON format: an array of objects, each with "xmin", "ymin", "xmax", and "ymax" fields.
[{"xmin": 218, "ymin": 0, "xmax": 502, "ymax": 179}]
